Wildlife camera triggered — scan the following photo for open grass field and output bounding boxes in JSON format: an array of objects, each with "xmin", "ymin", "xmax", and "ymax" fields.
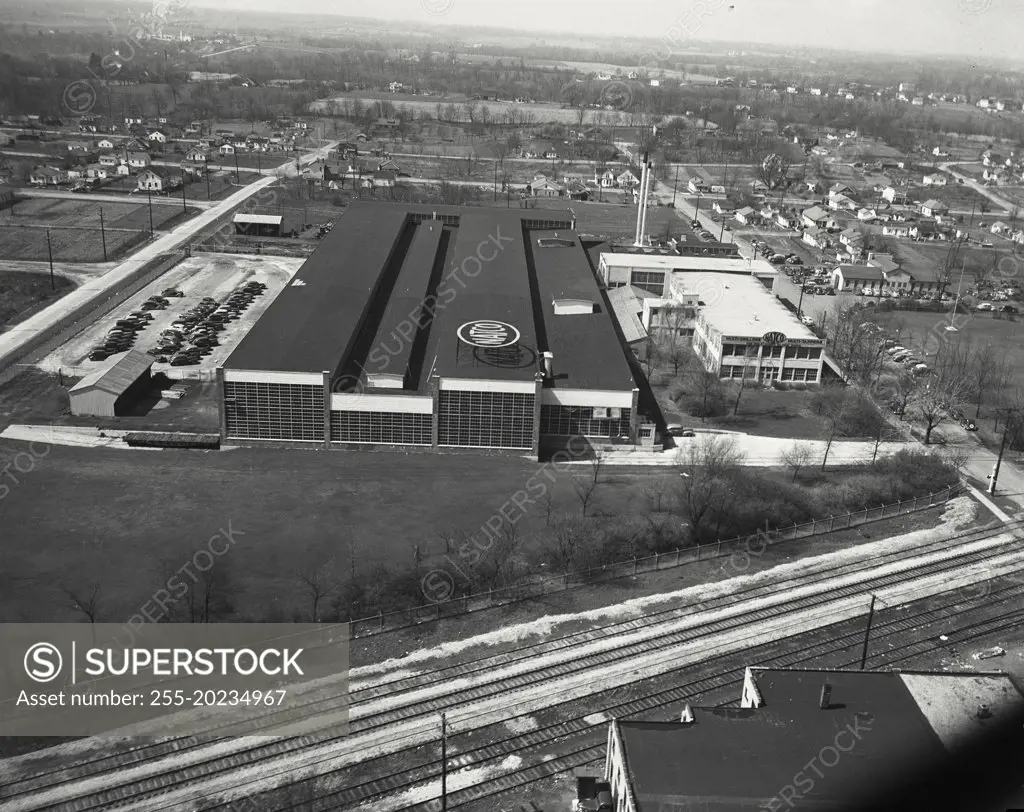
[
  {"xmin": 0, "ymin": 197, "xmax": 195, "ymax": 261},
  {"xmin": 0, "ymin": 271, "xmax": 74, "ymax": 331},
  {"xmin": 906, "ymin": 182, "xmax": 1000, "ymax": 211},
  {"xmin": 0, "ymin": 441, "xmax": 658, "ymax": 624}
]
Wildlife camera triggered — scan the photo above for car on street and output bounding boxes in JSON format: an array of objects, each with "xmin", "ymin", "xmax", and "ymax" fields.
[{"xmin": 666, "ymin": 424, "xmax": 696, "ymax": 437}]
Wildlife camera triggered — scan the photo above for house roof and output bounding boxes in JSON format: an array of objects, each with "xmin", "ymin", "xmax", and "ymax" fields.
[
  {"xmin": 736, "ymin": 206, "xmax": 755, "ymax": 217},
  {"xmin": 836, "ymin": 263, "xmax": 885, "ymax": 280},
  {"xmin": 70, "ymin": 350, "xmax": 152, "ymax": 397},
  {"xmin": 922, "ymin": 199, "xmax": 948, "ymax": 210},
  {"xmin": 233, "ymin": 213, "xmax": 283, "ymax": 226},
  {"xmin": 142, "ymin": 166, "xmax": 171, "ymax": 179},
  {"xmin": 803, "ymin": 205, "xmax": 829, "ymax": 221}
]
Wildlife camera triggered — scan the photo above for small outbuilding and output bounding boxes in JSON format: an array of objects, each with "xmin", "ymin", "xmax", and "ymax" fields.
[{"xmin": 69, "ymin": 350, "xmax": 153, "ymax": 417}]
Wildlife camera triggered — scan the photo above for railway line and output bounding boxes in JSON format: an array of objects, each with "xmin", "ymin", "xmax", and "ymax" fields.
[{"xmin": 3, "ymin": 513, "xmax": 1023, "ymax": 812}]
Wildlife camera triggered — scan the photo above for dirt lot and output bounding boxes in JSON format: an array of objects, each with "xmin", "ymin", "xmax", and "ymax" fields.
[
  {"xmin": 0, "ymin": 197, "xmax": 195, "ymax": 262},
  {"xmin": 36, "ymin": 253, "xmax": 303, "ymax": 379}
]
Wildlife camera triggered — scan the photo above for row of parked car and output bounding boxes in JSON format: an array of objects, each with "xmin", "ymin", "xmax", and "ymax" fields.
[
  {"xmin": 147, "ymin": 281, "xmax": 267, "ymax": 366},
  {"xmin": 86, "ymin": 289, "xmax": 187, "ymax": 361}
]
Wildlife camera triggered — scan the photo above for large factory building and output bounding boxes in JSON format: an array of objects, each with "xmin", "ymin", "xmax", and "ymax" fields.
[{"xmin": 218, "ymin": 201, "xmax": 638, "ymax": 456}]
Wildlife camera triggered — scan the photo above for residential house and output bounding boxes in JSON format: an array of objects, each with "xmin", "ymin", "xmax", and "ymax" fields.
[
  {"xmin": 911, "ymin": 96, "xmax": 925, "ymax": 106},
  {"xmin": 882, "ymin": 186, "xmax": 908, "ymax": 204},
  {"xmin": 388, "ymin": 81, "xmax": 404, "ymax": 93},
  {"xmin": 219, "ymin": 143, "xmax": 235, "ymax": 156},
  {"xmin": 857, "ymin": 207, "xmax": 877, "ymax": 222},
  {"xmin": 839, "ymin": 227, "xmax": 864, "ymax": 250},
  {"xmin": 915, "ymin": 221, "xmax": 948, "ymax": 241},
  {"xmin": 991, "ymin": 221, "xmax": 1012, "ymax": 235},
  {"xmin": 185, "ymin": 146, "xmax": 210, "ymax": 164},
  {"xmin": 710, "ymin": 185, "xmax": 726, "ymax": 195},
  {"xmin": 932, "ymin": 146, "xmax": 951, "ymax": 158},
  {"xmin": 595, "ymin": 168, "xmax": 617, "ymax": 188},
  {"xmin": 828, "ymin": 194, "xmax": 858, "ymax": 212},
  {"xmin": 882, "ymin": 223, "xmax": 915, "ymax": 238},
  {"xmin": 922, "ymin": 174, "xmax": 947, "ymax": 186},
  {"xmin": 542, "ymin": 148, "xmax": 560, "ymax": 160},
  {"xmin": 983, "ymin": 167, "xmax": 1008, "ymax": 184},
  {"xmin": 616, "ymin": 169, "xmax": 640, "ymax": 188},
  {"xmin": 97, "ymin": 138, "xmax": 115, "ymax": 150},
  {"xmin": 114, "ymin": 163, "xmax": 130, "ymax": 177},
  {"xmin": 147, "ymin": 130, "xmax": 167, "ymax": 144},
  {"xmin": 527, "ymin": 178, "xmax": 564, "ymax": 197},
  {"xmin": 802, "ymin": 205, "xmax": 830, "ymax": 229},
  {"xmin": 920, "ymin": 199, "xmax": 949, "ymax": 218},
  {"xmin": 776, "ymin": 211, "xmax": 800, "ymax": 229},
  {"xmin": 829, "ymin": 183, "xmax": 854, "ymax": 197},
  {"xmin": 712, "ymin": 201, "xmax": 735, "ymax": 216},
  {"xmin": 687, "ymin": 178, "xmax": 709, "ymax": 194},
  {"xmin": 802, "ymin": 226, "xmax": 828, "ymax": 248},
  {"xmin": 734, "ymin": 207, "xmax": 757, "ymax": 225},
  {"xmin": 377, "ymin": 158, "xmax": 401, "ymax": 173},
  {"xmin": 66, "ymin": 141, "xmax": 91, "ymax": 152},
  {"xmin": 373, "ymin": 170, "xmax": 396, "ymax": 189},
  {"xmin": 136, "ymin": 166, "xmax": 173, "ymax": 192},
  {"xmin": 98, "ymin": 153, "xmax": 120, "ymax": 168},
  {"xmin": 29, "ymin": 166, "xmax": 67, "ymax": 186},
  {"xmin": 126, "ymin": 151, "xmax": 151, "ymax": 170},
  {"xmin": 983, "ymin": 151, "xmax": 1006, "ymax": 167},
  {"xmin": 84, "ymin": 164, "xmax": 108, "ymax": 180},
  {"xmin": 566, "ymin": 179, "xmax": 590, "ymax": 201},
  {"xmin": 65, "ymin": 167, "xmax": 84, "ymax": 181}
]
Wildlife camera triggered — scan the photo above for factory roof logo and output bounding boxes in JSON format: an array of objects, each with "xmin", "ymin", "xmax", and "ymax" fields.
[{"xmin": 458, "ymin": 320, "xmax": 521, "ymax": 349}]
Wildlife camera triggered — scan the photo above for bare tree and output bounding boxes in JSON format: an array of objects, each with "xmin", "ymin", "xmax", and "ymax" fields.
[
  {"xmin": 675, "ymin": 435, "xmax": 745, "ymax": 541},
  {"xmin": 781, "ymin": 442, "xmax": 815, "ymax": 482},
  {"xmin": 572, "ymin": 452, "xmax": 603, "ymax": 517},
  {"xmin": 731, "ymin": 366, "xmax": 754, "ymax": 415},
  {"xmin": 968, "ymin": 342, "xmax": 1007, "ymax": 419},
  {"xmin": 61, "ymin": 582, "xmax": 102, "ymax": 622},
  {"xmin": 820, "ymin": 387, "xmax": 851, "ymax": 471},
  {"xmin": 692, "ymin": 369, "xmax": 724, "ymax": 422},
  {"xmin": 293, "ymin": 559, "xmax": 337, "ymax": 622},
  {"xmin": 547, "ymin": 516, "xmax": 588, "ymax": 570}
]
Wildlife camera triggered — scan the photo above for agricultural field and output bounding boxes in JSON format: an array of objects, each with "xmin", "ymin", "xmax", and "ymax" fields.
[{"xmin": 0, "ymin": 197, "xmax": 196, "ymax": 262}]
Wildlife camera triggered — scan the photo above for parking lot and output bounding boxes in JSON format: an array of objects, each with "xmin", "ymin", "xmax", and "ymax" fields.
[{"xmin": 39, "ymin": 253, "xmax": 304, "ymax": 379}]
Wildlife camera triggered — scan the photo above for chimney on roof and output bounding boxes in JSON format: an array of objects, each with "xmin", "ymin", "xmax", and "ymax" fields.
[
  {"xmin": 542, "ymin": 351, "xmax": 554, "ymax": 379},
  {"xmin": 819, "ymin": 684, "xmax": 832, "ymax": 710},
  {"xmin": 977, "ymin": 703, "xmax": 992, "ymax": 719},
  {"xmin": 680, "ymin": 703, "xmax": 694, "ymax": 723}
]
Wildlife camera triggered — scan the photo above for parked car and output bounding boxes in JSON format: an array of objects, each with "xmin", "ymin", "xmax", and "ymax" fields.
[
  {"xmin": 666, "ymin": 424, "xmax": 696, "ymax": 437},
  {"xmin": 88, "ymin": 350, "xmax": 110, "ymax": 361},
  {"xmin": 161, "ymin": 288, "xmax": 184, "ymax": 297}
]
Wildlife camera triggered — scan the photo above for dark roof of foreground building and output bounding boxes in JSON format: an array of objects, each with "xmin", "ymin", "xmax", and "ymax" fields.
[
  {"xmin": 615, "ymin": 667, "xmax": 1024, "ymax": 812},
  {"xmin": 224, "ymin": 201, "xmax": 633, "ymax": 395}
]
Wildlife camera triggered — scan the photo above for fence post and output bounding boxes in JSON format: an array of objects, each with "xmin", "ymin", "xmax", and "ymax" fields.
[
  {"xmin": 863, "ymin": 507, "xmax": 869, "ymax": 522},
  {"xmin": 829, "ymin": 515, "xmax": 834, "ymax": 532},
  {"xmin": 632, "ymin": 557, "xmax": 637, "ymax": 576},
  {"xmin": 655, "ymin": 552, "xmax": 661, "ymax": 570},
  {"xmin": 811, "ymin": 518, "xmax": 816, "ymax": 535},
  {"xmin": 913, "ymin": 495, "xmax": 918, "ymax": 510},
  {"xmin": 897, "ymin": 499, "xmax": 901, "ymax": 515}
]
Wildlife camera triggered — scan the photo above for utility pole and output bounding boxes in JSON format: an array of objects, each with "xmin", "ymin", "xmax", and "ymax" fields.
[
  {"xmin": 205, "ymin": 165, "xmax": 211, "ymax": 200},
  {"xmin": 796, "ymin": 283, "xmax": 806, "ymax": 319},
  {"xmin": 440, "ymin": 713, "xmax": 448, "ymax": 812},
  {"xmin": 860, "ymin": 594, "xmax": 876, "ymax": 670},
  {"xmin": 989, "ymin": 409, "xmax": 1019, "ymax": 495},
  {"xmin": 46, "ymin": 228, "xmax": 55, "ymax": 290},
  {"xmin": 493, "ymin": 162, "xmax": 497, "ymax": 201},
  {"xmin": 672, "ymin": 163, "xmax": 679, "ymax": 207},
  {"xmin": 99, "ymin": 208, "xmax": 107, "ymax": 262},
  {"xmin": 180, "ymin": 169, "xmax": 187, "ymax": 213},
  {"xmin": 147, "ymin": 187, "xmax": 154, "ymax": 237},
  {"xmin": 234, "ymin": 150, "xmax": 240, "ymax": 182}
]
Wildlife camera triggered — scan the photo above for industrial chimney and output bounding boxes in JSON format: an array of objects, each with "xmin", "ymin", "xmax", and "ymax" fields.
[
  {"xmin": 639, "ymin": 156, "xmax": 652, "ymax": 245},
  {"xmin": 819, "ymin": 684, "xmax": 832, "ymax": 710},
  {"xmin": 542, "ymin": 351, "xmax": 554, "ymax": 379},
  {"xmin": 633, "ymin": 154, "xmax": 649, "ymax": 246}
]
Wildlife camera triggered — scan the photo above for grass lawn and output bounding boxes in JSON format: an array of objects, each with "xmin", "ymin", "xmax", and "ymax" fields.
[
  {"xmin": 0, "ymin": 440, "xmax": 661, "ymax": 624},
  {"xmin": 654, "ymin": 382, "xmax": 832, "ymax": 440},
  {"xmin": 907, "ymin": 183, "xmax": 999, "ymax": 211},
  {"xmin": 0, "ymin": 271, "xmax": 75, "ymax": 331}
]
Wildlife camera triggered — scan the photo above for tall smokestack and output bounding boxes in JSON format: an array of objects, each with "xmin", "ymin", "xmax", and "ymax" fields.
[
  {"xmin": 634, "ymin": 153, "xmax": 649, "ymax": 246},
  {"xmin": 639, "ymin": 157, "xmax": 652, "ymax": 246}
]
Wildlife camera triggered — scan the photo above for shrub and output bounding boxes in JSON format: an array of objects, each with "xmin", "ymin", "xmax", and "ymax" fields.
[{"xmin": 686, "ymin": 395, "xmax": 726, "ymax": 418}]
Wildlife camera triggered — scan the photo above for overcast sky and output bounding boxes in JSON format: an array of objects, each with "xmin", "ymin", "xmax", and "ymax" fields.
[{"xmin": 190, "ymin": 0, "xmax": 1022, "ymax": 61}]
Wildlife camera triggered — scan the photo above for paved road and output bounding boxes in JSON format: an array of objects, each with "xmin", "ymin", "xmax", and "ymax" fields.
[
  {"xmin": 0, "ymin": 142, "xmax": 337, "ymax": 371},
  {"xmin": 940, "ymin": 161, "xmax": 1017, "ymax": 215},
  {"xmin": 18, "ymin": 188, "xmax": 216, "ymax": 209}
]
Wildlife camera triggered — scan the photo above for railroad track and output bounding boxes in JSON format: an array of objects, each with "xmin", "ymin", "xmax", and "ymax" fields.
[
  {"xmin": 219, "ymin": 579, "xmax": 1024, "ymax": 812},
  {"xmin": 4, "ymin": 517, "xmax": 1023, "ymax": 812}
]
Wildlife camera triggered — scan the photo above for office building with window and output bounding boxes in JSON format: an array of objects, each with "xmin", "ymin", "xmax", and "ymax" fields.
[
  {"xmin": 219, "ymin": 201, "xmax": 638, "ymax": 456},
  {"xmin": 597, "ymin": 251, "xmax": 779, "ymax": 296}
]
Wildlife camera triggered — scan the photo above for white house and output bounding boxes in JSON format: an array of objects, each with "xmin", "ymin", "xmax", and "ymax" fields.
[
  {"xmin": 713, "ymin": 201, "xmax": 735, "ymax": 216},
  {"xmin": 84, "ymin": 164, "xmax": 108, "ymax": 180},
  {"xmin": 857, "ymin": 207, "xmax": 877, "ymax": 222},
  {"xmin": 617, "ymin": 169, "xmax": 640, "ymax": 188},
  {"xmin": 97, "ymin": 138, "xmax": 115, "ymax": 150},
  {"xmin": 596, "ymin": 168, "xmax": 617, "ymax": 188},
  {"xmin": 991, "ymin": 221, "xmax": 1011, "ymax": 235},
  {"xmin": 923, "ymin": 174, "xmax": 947, "ymax": 186},
  {"xmin": 802, "ymin": 205, "xmax": 830, "ymax": 229},
  {"xmin": 136, "ymin": 167, "xmax": 173, "ymax": 192},
  {"xmin": 734, "ymin": 206, "xmax": 756, "ymax": 224},
  {"xmin": 882, "ymin": 186, "xmax": 908, "ymax": 204},
  {"xmin": 126, "ymin": 151, "xmax": 151, "ymax": 170},
  {"xmin": 920, "ymin": 199, "xmax": 949, "ymax": 218},
  {"xmin": 147, "ymin": 130, "xmax": 167, "ymax": 144},
  {"xmin": 98, "ymin": 153, "xmax": 119, "ymax": 167},
  {"xmin": 219, "ymin": 143, "xmax": 235, "ymax": 156},
  {"xmin": 882, "ymin": 223, "xmax": 915, "ymax": 238}
]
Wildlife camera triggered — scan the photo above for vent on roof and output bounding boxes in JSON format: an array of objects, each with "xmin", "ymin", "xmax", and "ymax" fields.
[
  {"xmin": 819, "ymin": 684, "xmax": 832, "ymax": 710},
  {"xmin": 977, "ymin": 703, "xmax": 992, "ymax": 719},
  {"xmin": 537, "ymin": 237, "xmax": 574, "ymax": 248},
  {"xmin": 680, "ymin": 703, "xmax": 694, "ymax": 723},
  {"xmin": 553, "ymin": 299, "xmax": 594, "ymax": 315},
  {"xmin": 291, "ymin": 279, "xmax": 307, "ymax": 287}
]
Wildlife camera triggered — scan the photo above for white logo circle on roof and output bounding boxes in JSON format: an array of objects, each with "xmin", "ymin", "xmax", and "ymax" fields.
[{"xmin": 458, "ymin": 320, "xmax": 521, "ymax": 349}]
